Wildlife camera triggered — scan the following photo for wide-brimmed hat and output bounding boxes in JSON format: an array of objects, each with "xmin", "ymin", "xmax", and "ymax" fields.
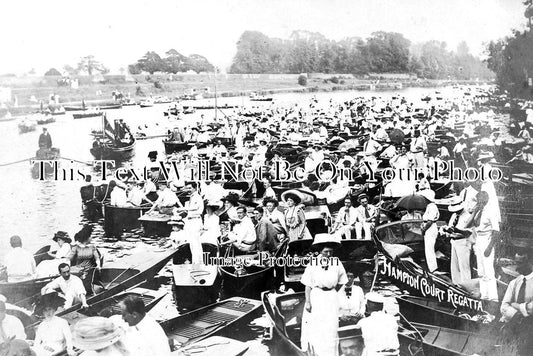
[
  {"xmin": 34, "ymin": 291, "xmax": 65, "ymax": 315},
  {"xmin": 366, "ymin": 291, "xmax": 385, "ymax": 304},
  {"xmin": 477, "ymin": 151, "xmax": 494, "ymax": 161},
  {"xmin": 312, "ymin": 233, "xmax": 341, "ymax": 250},
  {"xmin": 282, "ymin": 191, "xmax": 302, "ymax": 205},
  {"xmin": 53, "ymin": 231, "xmax": 72, "ymax": 243},
  {"xmin": 221, "ymin": 193, "xmax": 240, "ymax": 206},
  {"xmin": 74, "ymin": 225, "xmax": 93, "ymax": 244},
  {"xmin": 73, "ymin": 317, "xmax": 124, "ymax": 351}
]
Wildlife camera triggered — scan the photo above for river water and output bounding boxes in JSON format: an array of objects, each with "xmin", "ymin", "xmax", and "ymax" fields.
[{"xmin": 0, "ymin": 85, "xmax": 489, "ymax": 355}]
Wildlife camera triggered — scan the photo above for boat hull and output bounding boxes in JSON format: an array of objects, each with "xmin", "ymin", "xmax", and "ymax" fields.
[
  {"xmin": 103, "ymin": 204, "xmax": 151, "ymax": 239},
  {"xmin": 90, "ymin": 140, "xmax": 136, "ymax": 161},
  {"xmin": 163, "ymin": 140, "xmax": 191, "ymax": 154}
]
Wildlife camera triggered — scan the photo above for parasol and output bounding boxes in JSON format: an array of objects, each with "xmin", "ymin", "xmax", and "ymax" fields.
[
  {"xmin": 388, "ymin": 129, "xmax": 405, "ymax": 145},
  {"xmin": 395, "ymin": 194, "xmax": 430, "ymax": 210}
]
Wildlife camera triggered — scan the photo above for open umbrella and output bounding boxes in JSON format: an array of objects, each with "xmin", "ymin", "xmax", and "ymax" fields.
[
  {"xmin": 395, "ymin": 194, "xmax": 430, "ymax": 210},
  {"xmin": 388, "ymin": 129, "xmax": 405, "ymax": 145}
]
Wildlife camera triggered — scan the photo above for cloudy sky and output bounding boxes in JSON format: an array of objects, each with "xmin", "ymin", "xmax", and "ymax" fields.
[{"xmin": 0, "ymin": 0, "xmax": 527, "ymax": 74}]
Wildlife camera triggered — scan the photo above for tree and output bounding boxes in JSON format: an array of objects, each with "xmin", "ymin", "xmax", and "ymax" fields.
[
  {"xmin": 185, "ymin": 54, "xmax": 215, "ymax": 73},
  {"xmin": 77, "ymin": 55, "xmax": 109, "ymax": 76},
  {"xmin": 230, "ymin": 31, "xmax": 280, "ymax": 73},
  {"xmin": 164, "ymin": 49, "xmax": 187, "ymax": 73},
  {"xmin": 44, "ymin": 68, "xmax": 61, "ymax": 76},
  {"xmin": 63, "ymin": 65, "xmax": 77, "ymax": 76},
  {"xmin": 135, "ymin": 51, "xmax": 165, "ymax": 74},
  {"xmin": 366, "ymin": 32, "xmax": 411, "ymax": 72}
]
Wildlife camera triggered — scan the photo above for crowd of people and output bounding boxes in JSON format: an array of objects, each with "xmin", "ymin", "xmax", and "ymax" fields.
[{"xmin": 3, "ymin": 86, "xmax": 533, "ymax": 355}]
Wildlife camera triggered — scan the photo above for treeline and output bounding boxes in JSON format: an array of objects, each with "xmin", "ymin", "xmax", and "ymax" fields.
[
  {"xmin": 128, "ymin": 50, "xmax": 215, "ymax": 74},
  {"xmin": 229, "ymin": 30, "xmax": 493, "ymax": 80},
  {"xmin": 486, "ymin": 1, "xmax": 533, "ymax": 98}
]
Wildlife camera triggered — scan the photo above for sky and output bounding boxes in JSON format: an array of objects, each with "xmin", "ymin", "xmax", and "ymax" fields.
[{"xmin": 0, "ymin": 0, "xmax": 527, "ymax": 74}]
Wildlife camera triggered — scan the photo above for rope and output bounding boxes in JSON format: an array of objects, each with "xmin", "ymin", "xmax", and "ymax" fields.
[
  {"xmin": 0, "ymin": 157, "xmax": 34, "ymax": 167},
  {"xmin": 58, "ymin": 156, "xmax": 93, "ymax": 166}
]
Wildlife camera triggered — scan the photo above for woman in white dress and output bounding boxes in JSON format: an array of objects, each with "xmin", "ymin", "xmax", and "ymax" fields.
[
  {"xmin": 36, "ymin": 231, "xmax": 72, "ymax": 278},
  {"xmin": 34, "ymin": 293, "xmax": 75, "ymax": 356},
  {"xmin": 201, "ymin": 204, "xmax": 221, "ymax": 244},
  {"xmin": 301, "ymin": 233, "xmax": 348, "ymax": 356}
]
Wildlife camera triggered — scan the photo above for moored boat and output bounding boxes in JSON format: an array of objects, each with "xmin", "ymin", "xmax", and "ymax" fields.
[
  {"xmin": 172, "ymin": 243, "xmax": 221, "ymax": 309},
  {"xmin": 18, "ymin": 119, "xmax": 36, "ymax": 133},
  {"xmin": 161, "ymin": 297, "xmax": 262, "ymax": 351},
  {"xmin": 60, "ymin": 287, "xmax": 166, "ymax": 325},
  {"xmin": 219, "ymin": 241, "xmax": 288, "ymax": 299},
  {"xmin": 103, "ymin": 204, "xmax": 151, "ymax": 239},
  {"xmin": 73, "ymin": 110, "xmax": 103, "ymax": 119},
  {"xmin": 283, "ymin": 238, "xmax": 376, "ymax": 289},
  {"xmin": 90, "ymin": 114, "xmax": 136, "ymax": 161},
  {"xmin": 249, "ymin": 92, "xmax": 273, "ymax": 102},
  {"xmin": 163, "ymin": 140, "xmax": 192, "ymax": 154},
  {"xmin": 31, "ymin": 147, "xmax": 60, "ymax": 178}
]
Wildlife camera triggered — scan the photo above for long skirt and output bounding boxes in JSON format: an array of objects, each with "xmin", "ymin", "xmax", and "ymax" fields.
[{"xmin": 301, "ymin": 288, "xmax": 339, "ymax": 356}]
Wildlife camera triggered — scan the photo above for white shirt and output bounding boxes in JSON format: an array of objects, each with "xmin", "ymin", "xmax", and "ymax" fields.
[
  {"xmin": 110, "ymin": 187, "xmax": 128, "ymax": 207},
  {"xmin": 122, "ymin": 315, "xmax": 170, "ymax": 356},
  {"xmin": 335, "ymin": 206, "xmax": 358, "ymax": 228},
  {"xmin": 185, "ymin": 192, "xmax": 204, "ymax": 218},
  {"xmin": 356, "ymin": 311, "xmax": 399, "ymax": 353},
  {"xmin": 230, "ymin": 216, "xmax": 257, "ymax": 251},
  {"xmin": 43, "ymin": 275, "xmax": 86, "ymax": 298},
  {"xmin": 128, "ymin": 187, "xmax": 145, "ymax": 206},
  {"xmin": 0, "ymin": 314, "xmax": 26, "ymax": 342},
  {"xmin": 155, "ymin": 188, "xmax": 178, "ymax": 207},
  {"xmin": 4, "ymin": 247, "xmax": 36, "ymax": 281},
  {"xmin": 34, "ymin": 316, "xmax": 73, "ymax": 354},
  {"xmin": 338, "ymin": 284, "xmax": 366, "ymax": 316},
  {"xmin": 355, "ymin": 204, "xmax": 378, "ymax": 223}
]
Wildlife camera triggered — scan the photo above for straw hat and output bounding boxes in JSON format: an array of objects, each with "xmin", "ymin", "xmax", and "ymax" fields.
[
  {"xmin": 282, "ymin": 191, "xmax": 302, "ymax": 205},
  {"xmin": 366, "ymin": 291, "xmax": 385, "ymax": 304},
  {"xmin": 477, "ymin": 151, "xmax": 494, "ymax": 161},
  {"xmin": 53, "ymin": 231, "xmax": 72, "ymax": 244},
  {"xmin": 312, "ymin": 233, "xmax": 341, "ymax": 250},
  {"xmin": 73, "ymin": 317, "xmax": 124, "ymax": 351}
]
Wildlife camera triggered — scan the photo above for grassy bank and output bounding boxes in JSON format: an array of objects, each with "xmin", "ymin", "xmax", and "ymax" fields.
[{"xmin": 4, "ymin": 76, "xmax": 487, "ymax": 115}]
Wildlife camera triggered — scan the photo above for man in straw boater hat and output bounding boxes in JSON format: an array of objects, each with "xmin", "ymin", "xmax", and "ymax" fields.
[
  {"xmin": 419, "ymin": 187, "xmax": 441, "ymax": 274},
  {"xmin": 331, "ymin": 197, "xmax": 357, "ymax": 240},
  {"xmin": 354, "ymin": 194, "xmax": 378, "ymax": 240},
  {"xmin": 354, "ymin": 292, "xmax": 400, "ymax": 355},
  {"xmin": 41, "ymin": 262, "xmax": 88, "ymax": 309},
  {"xmin": 440, "ymin": 198, "xmax": 474, "ymax": 285},
  {"xmin": 300, "ymin": 233, "xmax": 348, "ymax": 356}
]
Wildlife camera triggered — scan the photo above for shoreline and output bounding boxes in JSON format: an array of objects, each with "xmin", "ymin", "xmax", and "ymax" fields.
[{"xmin": 4, "ymin": 77, "xmax": 490, "ymax": 116}]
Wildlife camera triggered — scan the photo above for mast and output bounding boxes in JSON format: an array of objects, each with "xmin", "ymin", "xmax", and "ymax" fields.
[
  {"xmin": 101, "ymin": 112, "xmax": 106, "ymax": 159},
  {"xmin": 214, "ymin": 67, "xmax": 217, "ymax": 121}
]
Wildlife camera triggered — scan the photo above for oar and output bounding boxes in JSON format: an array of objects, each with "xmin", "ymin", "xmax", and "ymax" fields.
[
  {"xmin": 58, "ymin": 156, "xmax": 94, "ymax": 166},
  {"xmin": 0, "ymin": 157, "xmax": 34, "ymax": 167}
]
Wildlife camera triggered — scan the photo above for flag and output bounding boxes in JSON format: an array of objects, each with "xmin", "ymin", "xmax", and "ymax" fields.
[{"xmin": 103, "ymin": 114, "xmax": 115, "ymax": 141}]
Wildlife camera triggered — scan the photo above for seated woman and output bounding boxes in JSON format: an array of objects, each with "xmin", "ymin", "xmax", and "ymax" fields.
[
  {"xmin": 69, "ymin": 225, "xmax": 101, "ymax": 276},
  {"xmin": 200, "ymin": 204, "xmax": 221, "ymax": 245},
  {"xmin": 36, "ymin": 231, "xmax": 72, "ymax": 278},
  {"xmin": 33, "ymin": 292, "xmax": 75, "ymax": 356}
]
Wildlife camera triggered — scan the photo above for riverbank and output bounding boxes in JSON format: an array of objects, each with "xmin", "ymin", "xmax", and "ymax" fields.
[{"xmin": 3, "ymin": 75, "xmax": 489, "ymax": 115}]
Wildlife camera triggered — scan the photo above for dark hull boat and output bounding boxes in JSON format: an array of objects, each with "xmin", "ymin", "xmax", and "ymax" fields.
[
  {"xmin": 396, "ymin": 295, "xmax": 500, "ymax": 335},
  {"xmin": 172, "ymin": 243, "xmax": 221, "ymax": 310},
  {"xmin": 99, "ymin": 104, "xmax": 123, "ymax": 110},
  {"xmin": 193, "ymin": 104, "xmax": 238, "ymax": 110},
  {"xmin": 373, "ymin": 220, "xmax": 487, "ymax": 314},
  {"xmin": 61, "ymin": 287, "xmax": 165, "ymax": 325},
  {"xmin": 219, "ymin": 241, "xmax": 288, "ymax": 299},
  {"xmin": 0, "ymin": 246, "xmax": 60, "ymax": 305},
  {"xmin": 163, "ymin": 140, "xmax": 192, "ymax": 154},
  {"xmin": 283, "ymin": 239, "xmax": 376, "ymax": 289},
  {"xmin": 26, "ymin": 248, "xmax": 177, "ymax": 330},
  {"xmin": 90, "ymin": 139, "xmax": 136, "ymax": 161},
  {"xmin": 31, "ymin": 147, "xmax": 60, "ymax": 179},
  {"xmin": 138, "ymin": 213, "xmax": 173, "ymax": 237},
  {"xmin": 161, "ymin": 297, "xmax": 262, "ymax": 351},
  {"xmin": 73, "ymin": 111, "xmax": 102, "ymax": 119},
  {"xmin": 103, "ymin": 204, "xmax": 151, "ymax": 239},
  {"xmin": 262, "ymin": 291, "xmax": 500, "ymax": 356}
]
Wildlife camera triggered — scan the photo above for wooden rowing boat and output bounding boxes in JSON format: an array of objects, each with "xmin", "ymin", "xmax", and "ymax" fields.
[
  {"xmin": 262, "ymin": 291, "xmax": 500, "ymax": 356},
  {"xmin": 261, "ymin": 291, "xmax": 364, "ymax": 356},
  {"xmin": 138, "ymin": 213, "xmax": 173, "ymax": 237},
  {"xmin": 103, "ymin": 204, "xmax": 151, "ymax": 239},
  {"xmin": 161, "ymin": 297, "xmax": 262, "ymax": 351},
  {"xmin": 219, "ymin": 241, "xmax": 288, "ymax": 299},
  {"xmin": 90, "ymin": 138, "xmax": 136, "ymax": 161},
  {"xmin": 373, "ymin": 220, "xmax": 487, "ymax": 313},
  {"xmin": 60, "ymin": 287, "xmax": 166, "ymax": 326},
  {"xmin": 27, "ymin": 247, "xmax": 177, "ymax": 330},
  {"xmin": 163, "ymin": 140, "xmax": 192, "ymax": 154},
  {"xmin": 174, "ymin": 336, "xmax": 249, "ymax": 356},
  {"xmin": 72, "ymin": 111, "xmax": 103, "ymax": 119},
  {"xmin": 172, "ymin": 243, "xmax": 221, "ymax": 310},
  {"xmin": 396, "ymin": 295, "xmax": 499, "ymax": 335},
  {"xmin": 283, "ymin": 239, "xmax": 376, "ymax": 288}
]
